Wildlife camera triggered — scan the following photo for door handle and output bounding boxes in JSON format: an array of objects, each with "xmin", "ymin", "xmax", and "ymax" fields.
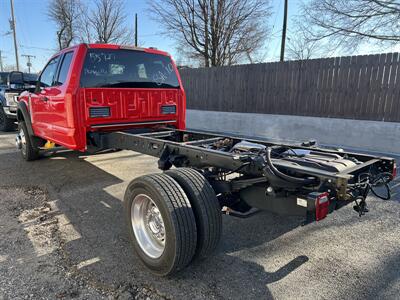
[{"xmin": 40, "ymin": 96, "xmax": 49, "ymax": 102}]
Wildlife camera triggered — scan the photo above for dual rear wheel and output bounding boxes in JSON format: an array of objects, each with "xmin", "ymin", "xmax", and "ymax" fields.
[
  {"xmin": 16, "ymin": 120, "xmax": 222, "ymax": 275},
  {"xmin": 124, "ymin": 168, "xmax": 222, "ymax": 276}
]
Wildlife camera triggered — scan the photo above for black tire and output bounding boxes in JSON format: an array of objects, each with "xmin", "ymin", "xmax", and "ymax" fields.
[
  {"xmin": 0, "ymin": 106, "xmax": 15, "ymax": 132},
  {"xmin": 18, "ymin": 121, "xmax": 40, "ymax": 161},
  {"xmin": 124, "ymin": 173, "xmax": 197, "ymax": 276},
  {"xmin": 165, "ymin": 168, "xmax": 222, "ymax": 259}
]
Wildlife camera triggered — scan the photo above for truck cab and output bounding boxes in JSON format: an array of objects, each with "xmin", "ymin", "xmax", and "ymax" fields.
[{"xmin": 17, "ymin": 43, "xmax": 186, "ymax": 155}]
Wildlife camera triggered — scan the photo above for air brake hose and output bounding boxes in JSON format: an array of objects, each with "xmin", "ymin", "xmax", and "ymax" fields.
[{"xmin": 265, "ymin": 147, "xmax": 316, "ymax": 185}]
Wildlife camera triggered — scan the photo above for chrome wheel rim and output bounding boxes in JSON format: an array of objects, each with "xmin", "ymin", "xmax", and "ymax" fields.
[
  {"xmin": 19, "ymin": 128, "xmax": 27, "ymax": 156},
  {"xmin": 131, "ymin": 194, "xmax": 165, "ymax": 259}
]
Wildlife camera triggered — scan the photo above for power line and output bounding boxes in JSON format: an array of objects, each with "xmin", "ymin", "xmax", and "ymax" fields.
[
  {"xmin": 137, "ymin": 33, "xmax": 163, "ymax": 38},
  {"xmin": 19, "ymin": 44, "xmax": 57, "ymax": 52},
  {"xmin": 271, "ymin": 0, "xmax": 283, "ymax": 33},
  {"xmin": 268, "ymin": 1, "xmax": 284, "ymax": 60}
]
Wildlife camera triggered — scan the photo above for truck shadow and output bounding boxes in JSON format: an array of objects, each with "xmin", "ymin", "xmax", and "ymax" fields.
[
  {"xmin": 0, "ymin": 147, "xmax": 309, "ymax": 299},
  {"xmin": 0, "ymin": 128, "xmax": 17, "ymax": 136}
]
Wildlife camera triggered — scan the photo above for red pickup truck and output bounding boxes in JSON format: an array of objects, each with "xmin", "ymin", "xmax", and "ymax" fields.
[
  {"xmin": 15, "ymin": 43, "xmax": 396, "ymax": 276},
  {"xmin": 17, "ymin": 43, "xmax": 185, "ymax": 160}
]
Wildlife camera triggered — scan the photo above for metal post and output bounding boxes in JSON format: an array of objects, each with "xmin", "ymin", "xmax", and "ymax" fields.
[
  {"xmin": 135, "ymin": 13, "xmax": 138, "ymax": 47},
  {"xmin": 280, "ymin": 0, "xmax": 288, "ymax": 62},
  {"xmin": 0, "ymin": 50, "xmax": 3, "ymax": 72},
  {"xmin": 22, "ymin": 54, "xmax": 35, "ymax": 73},
  {"xmin": 10, "ymin": 0, "xmax": 20, "ymax": 71}
]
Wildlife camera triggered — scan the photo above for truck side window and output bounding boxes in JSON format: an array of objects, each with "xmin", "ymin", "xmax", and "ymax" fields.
[
  {"xmin": 55, "ymin": 52, "xmax": 73, "ymax": 86},
  {"xmin": 39, "ymin": 56, "xmax": 60, "ymax": 88}
]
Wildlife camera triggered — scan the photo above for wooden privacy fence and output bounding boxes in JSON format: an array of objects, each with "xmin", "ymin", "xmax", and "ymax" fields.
[{"xmin": 179, "ymin": 53, "xmax": 400, "ymax": 122}]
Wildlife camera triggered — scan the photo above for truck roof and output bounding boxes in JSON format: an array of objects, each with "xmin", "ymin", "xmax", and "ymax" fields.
[{"xmin": 59, "ymin": 43, "xmax": 171, "ymax": 57}]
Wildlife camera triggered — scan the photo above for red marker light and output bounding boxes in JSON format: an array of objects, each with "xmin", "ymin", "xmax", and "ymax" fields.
[{"xmin": 314, "ymin": 192, "xmax": 330, "ymax": 221}]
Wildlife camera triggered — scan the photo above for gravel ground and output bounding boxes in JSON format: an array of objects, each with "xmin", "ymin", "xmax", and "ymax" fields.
[{"xmin": 0, "ymin": 131, "xmax": 399, "ymax": 300}]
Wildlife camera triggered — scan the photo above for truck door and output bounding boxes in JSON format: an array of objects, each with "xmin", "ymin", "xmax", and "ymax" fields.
[
  {"xmin": 31, "ymin": 52, "xmax": 78, "ymax": 149},
  {"xmin": 30, "ymin": 55, "xmax": 61, "ymax": 140},
  {"xmin": 47, "ymin": 51, "xmax": 76, "ymax": 148}
]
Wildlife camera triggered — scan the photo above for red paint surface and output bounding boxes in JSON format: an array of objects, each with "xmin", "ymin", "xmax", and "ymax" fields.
[{"xmin": 18, "ymin": 44, "xmax": 186, "ymax": 151}]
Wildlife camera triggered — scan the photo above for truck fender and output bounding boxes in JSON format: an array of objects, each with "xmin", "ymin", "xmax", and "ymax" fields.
[{"xmin": 17, "ymin": 101, "xmax": 34, "ymax": 136}]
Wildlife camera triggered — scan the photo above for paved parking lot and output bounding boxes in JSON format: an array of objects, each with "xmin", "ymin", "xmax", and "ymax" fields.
[{"xmin": 0, "ymin": 131, "xmax": 399, "ymax": 299}]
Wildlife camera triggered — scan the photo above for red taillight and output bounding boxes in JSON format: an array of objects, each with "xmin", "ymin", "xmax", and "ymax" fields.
[
  {"xmin": 393, "ymin": 162, "xmax": 397, "ymax": 178},
  {"xmin": 308, "ymin": 192, "xmax": 330, "ymax": 221},
  {"xmin": 316, "ymin": 193, "xmax": 330, "ymax": 221}
]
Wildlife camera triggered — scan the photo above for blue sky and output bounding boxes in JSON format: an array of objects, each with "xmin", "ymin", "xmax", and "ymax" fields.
[{"xmin": 0, "ymin": 0, "xmax": 301, "ymax": 72}]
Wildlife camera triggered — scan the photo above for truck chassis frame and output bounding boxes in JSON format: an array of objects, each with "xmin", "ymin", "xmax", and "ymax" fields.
[{"xmin": 93, "ymin": 128, "xmax": 395, "ymax": 217}]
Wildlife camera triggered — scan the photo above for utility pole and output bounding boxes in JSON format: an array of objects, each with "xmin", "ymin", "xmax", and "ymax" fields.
[
  {"xmin": 280, "ymin": 0, "xmax": 288, "ymax": 62},
  {"xmin": 0, "ymin": 50, "xmax": 4, "ymax": 72},
  {"xmin": 10, "ymin": 0, "xmax": 20, "ymax": 71},
  {"xmin": 134, "ymin": 13, "xmax": 138, "ymax": 47},
  {"xmin": 22, "ymin": 54, "xmax": 35, "ymax": 73}
]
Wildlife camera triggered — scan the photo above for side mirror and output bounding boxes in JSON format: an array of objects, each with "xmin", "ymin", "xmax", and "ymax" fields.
[
  {"xmin": 8, "ymin": 71, "xmax": 24, "ymax": 86},
  {"xmin": 35, "ymin": 80, "xmax": 43, "ymax": 94}
]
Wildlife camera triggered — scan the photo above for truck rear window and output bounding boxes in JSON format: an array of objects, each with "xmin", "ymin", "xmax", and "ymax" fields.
[{"xmin": 80, "ymin": 49, "xmax": 180, "ymax": 89}]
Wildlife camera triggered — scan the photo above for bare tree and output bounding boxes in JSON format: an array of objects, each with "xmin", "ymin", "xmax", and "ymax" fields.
[
  {"xmin": 286, "ymin": 19, "xmax": 328, "ymax": 61},
  {"xmin": 76, "ymin": 2, "xmax": 94, "ymax": 44},
  {"xmin": 301, "ymin": 0, "xmax": 400, "ymax": 50},
  {"xmin": 287, "ymin": 32, "xmax": 319, "ymax": 61},
  {"xmin": 87, "ymin": 0, "xmax": 130, "ymax": 44},
  {"xmin": 149, "ymin": 0, "xmax": 271, "ymax": 67},
  {"xmin": 48, "ymin": 0, "xmax": 80, "ymax": 50}
]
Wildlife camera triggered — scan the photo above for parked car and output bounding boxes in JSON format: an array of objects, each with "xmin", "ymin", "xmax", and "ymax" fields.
[{"xmin": 0, "ymin": 71, "xmax": 38, "ymax": 131}]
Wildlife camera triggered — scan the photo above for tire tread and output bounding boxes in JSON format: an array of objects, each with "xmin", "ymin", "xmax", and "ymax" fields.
[
  {"xmin": 166, "ymin": 168, "xmax": 222, "ymax": 259},
  {"xmin": 124, "ymin": 173, "xmax": 197, "ymax": 275}
]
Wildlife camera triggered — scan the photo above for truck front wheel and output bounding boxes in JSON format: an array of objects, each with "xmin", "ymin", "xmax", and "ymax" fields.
[
  {"xmin": 124, "ymin": 173, "xmax": 197, "ymax": 276},
  {"xmin": 17, "ymin": 121, "xmax": 40, "ymax": 161}
]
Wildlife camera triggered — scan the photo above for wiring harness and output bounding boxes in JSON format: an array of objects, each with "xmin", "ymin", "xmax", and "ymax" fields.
[{"xmin": 348, "ymin": 171, "xmax": 393, "ymax": 216}]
